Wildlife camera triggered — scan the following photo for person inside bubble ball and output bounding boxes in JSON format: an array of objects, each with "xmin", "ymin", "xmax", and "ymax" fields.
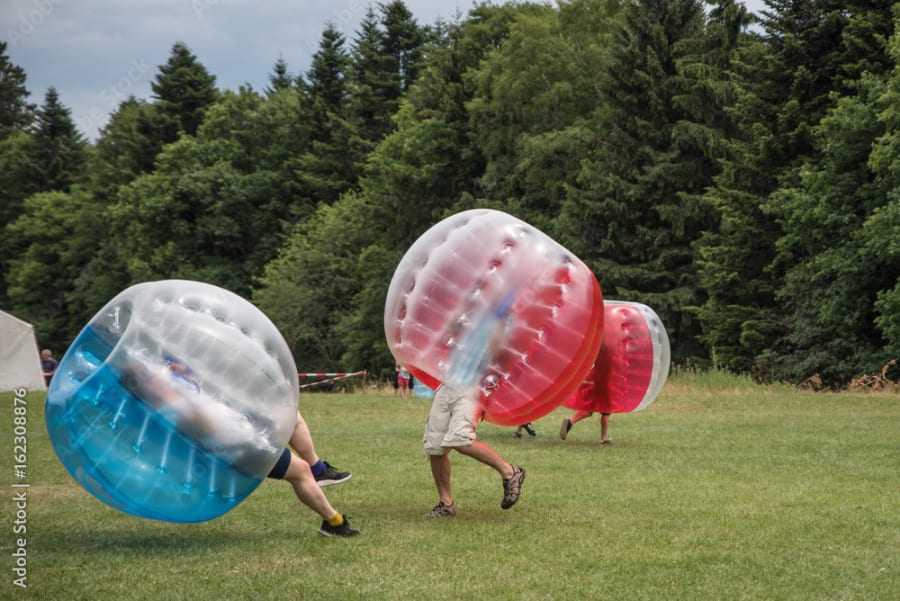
[
  {"xmin": 560, "ymin": 411, "xmax": 612, "ymax": 445},
  {"xmin": 150, "ymin": 355, "xmax": 351, "ymax": 486},
  {"xmin": 425, "ymin": 382, "xmax": 526, "ymax": 517},
  {"xmin": 424, "ymin": 288, "xmax": 526, "ymax": 518},
  {"xmin": 121, "ymin": 354, "xmax": 358, "ymax": 537},
  {"xmin": 559, "ymin": 366, "xmax": 613, "ymax": 446},
  {"xmin": 268, "ymin": 418, "xmax": 360, "ymax": 537},
  {"xmin": 513, "ymin": 422, "xmax": 536, "ymax": 438}
]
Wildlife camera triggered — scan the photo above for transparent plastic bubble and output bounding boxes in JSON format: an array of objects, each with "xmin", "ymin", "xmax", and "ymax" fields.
[
  {"xmin": 45, "ymin": 280, "xmax": 298, "ymax": 523},
  {"xmin": 385, "ymin": 209, "xmax": 604, "ymax": 425},
  {"xmin": 565, "ymin": 301, "xmax": 671, "ymax": 414}
]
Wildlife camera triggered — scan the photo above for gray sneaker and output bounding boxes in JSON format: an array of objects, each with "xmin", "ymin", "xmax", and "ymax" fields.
[
  {"xmin": 501, "ymin": 466, "xmax": 526, "ymax": 509},
  {"xmin": 427, "ymin": 501, "xmax": 456, "ymax": 517},
  {"xmin": 315, "ymin": 461, "xmax": 352, "ymax": 487}
]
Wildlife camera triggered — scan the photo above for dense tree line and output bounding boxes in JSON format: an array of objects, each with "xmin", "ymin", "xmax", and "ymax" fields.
[{"xmin": 1, "ymin": 1, "xmax": 897, "ymax": 388}]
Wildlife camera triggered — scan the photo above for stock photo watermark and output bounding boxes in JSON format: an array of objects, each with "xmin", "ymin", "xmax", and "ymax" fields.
[
  {"xmin": 193, "ymin": 0, "xmax": 221, "ymax": 22},
  {"xmin": 77, "ymin": 57, "xmax": 152, "ymax": 138},
  {"xmin": 9, "ymin": 387, "xmax": 29, "ymax": 589},
  {"xmin": 6, "ymin": 0, "xmax": 62, "ymax": 48}
]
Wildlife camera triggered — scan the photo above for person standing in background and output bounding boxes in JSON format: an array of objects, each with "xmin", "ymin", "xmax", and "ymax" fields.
[
  {"xmin": 396, "ymin": 363, "xmax": 411, "ymax": 399},
  {"xmin": 41, "ymin": 348, "xmax": 58, "ymax": 387}
]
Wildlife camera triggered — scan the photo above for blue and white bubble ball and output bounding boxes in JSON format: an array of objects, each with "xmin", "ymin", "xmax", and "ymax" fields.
[{"xmin": 45, "ymin": 280, "xmax": 299, "ymax": 522}]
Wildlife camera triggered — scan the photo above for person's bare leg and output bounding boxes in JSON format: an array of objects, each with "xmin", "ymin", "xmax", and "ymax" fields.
[
  {"xmin": 429, "ymin": 453, "xmax": 453, "ymax": 505},
  {"xmin": 561, "ymin": 410, "xmax": 592, "ymax": 439},
  {"xmin": 454, "ymin": 441, "xmax": 515, "ymax": 479},
  {"xmin": 600, "ymin": 413, "xmax": 610, "ymax": 443},
  {"xmin": 572, "ymin": 410, "xmax": 593, "ymax": 425},
  {"xmin": 282, "ymin": 454, "xmax": 336, "ymax": 519},
  {"xmin": 288, "ymin": 410, "xmax": 320, "ymax": 465}
]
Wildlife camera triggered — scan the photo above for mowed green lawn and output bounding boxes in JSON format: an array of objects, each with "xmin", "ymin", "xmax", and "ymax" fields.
[{"xmin": 1, "ymin": 371, "xmax": 897, "ymax": 600}]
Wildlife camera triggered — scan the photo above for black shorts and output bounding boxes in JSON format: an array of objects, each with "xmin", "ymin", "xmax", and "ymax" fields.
[{"xmin": 267, "ymin": 448, "xmax": 292, "ymax": 479}]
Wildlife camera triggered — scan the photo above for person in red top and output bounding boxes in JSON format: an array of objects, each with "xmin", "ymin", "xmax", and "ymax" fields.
[
  {"xmin": 396, "ymin": 364, "xmax": 411, "ymax": 399},
  {"xmin": 559, "ymin": 366, "xmax": 613, "ymax": 445}
]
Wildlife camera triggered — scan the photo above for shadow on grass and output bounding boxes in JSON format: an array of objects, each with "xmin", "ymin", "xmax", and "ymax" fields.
[{"xmin": 35, "ymin": 521, "xmax": 266, "ymax": 556}]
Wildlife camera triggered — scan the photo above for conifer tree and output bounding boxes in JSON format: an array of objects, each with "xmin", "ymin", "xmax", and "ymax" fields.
[
  {"xmin": 29, "ymin": 87, "xmax": 88, "ymax": 192},
  {"xmin": 865, "ymin": 18, "xmax": 900, "ymax": 361},
  {"xmin": 266, "ymin": 56, "xmax": 293, "ymax": 96},
  {"xmin": 380, "ymin": 0, "xmax": 426, "ymax": 93},
  {"xmin": 698, "ymin": 0, "xmax": 895, "ymax": 381},
  {"xmin": 750, "ymin": 1, "xmax": 897, "ymax": 384},
  {"xmin": 557, "ymin": 0, "xmax": 718, "ymax": 362},
  {"xmin": 349, "ymin": 7, "xmax": 397, "ymax": 147},
  {"xmin": 256, "ymin": 3, "xmax": 526, "ymax": 371},
  {"xmin": 0, "ymin": 41, "xmax": 34, "ymax": 139},
  {"xmin": 363, "ymin": 3, "xmax": 525, "ymax": 249},
  {"xmin": 291, "ymin": 24, "xmax": 356, "ymax": 207},
  {"xmin": 89, "ymin": 97, "xmax": 157, "ymax": 202},
  {"xmin": 689, "ymin": 0, "xmax": 779, "ymax": 373},
  {"xmin": 144, "ymin": 42, "xmax": 219, "ymax": 146},
  {"xmin": 306, "ymin": 24, "xmax": 351, "ymax": 124}
]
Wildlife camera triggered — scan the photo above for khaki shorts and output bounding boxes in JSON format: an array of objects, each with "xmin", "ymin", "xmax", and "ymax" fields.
[{"xmin": 423, "ymin": 384, "xmax": 478, "ymax": 455}]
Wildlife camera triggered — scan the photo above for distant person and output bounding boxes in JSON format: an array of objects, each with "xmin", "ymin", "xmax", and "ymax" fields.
[
  {"xmin": 560, "ymin": 411, "xmax": 612, "ymax": 445},
  {"xmin": 396, "ymin": 363, "xmax": 411, "ymax": 399},
  {"xmin": 41, "ymin": 348, "xmax": 58, "ymax": 386},
  {"xmin": 513, "ymin": 423, "xmax": 536, "ymax": 438}
]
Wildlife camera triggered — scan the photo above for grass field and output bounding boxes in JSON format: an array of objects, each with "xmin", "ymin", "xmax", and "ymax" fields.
[{"xmin": 1, "ymin": 370, "xmax": 898, "ymax": 600}]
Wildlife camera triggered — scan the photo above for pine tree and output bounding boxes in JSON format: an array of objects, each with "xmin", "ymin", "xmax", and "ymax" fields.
[
  {"xmin": 291, "ymin": 24, "xmax": 356, "ymax": 207},
  {"xmin": 89, "ymin": 97, "xmax": 158, "ymax": 202},
  {"xmin": 266, "ymin": 56, "xmax": 293, "ymax": 96},
  {"xmin": 147, "ymin": 42, "xmax": 219, "ymax": 143},
  {"xmin": 866, "ymin": 18, "xmax": 900, "ymax": 361},
  {"xmin": 380, "ymin": 0, "xmax": 427, "ymax": 93},
  {"xmin": 691, "ymin": 0, "xmax": 781, "ymax": 374},
  {"xmin": 751, "ymin": 1, "xmax": 897, "ymax": 384},
  {"xmin": 255, "ymin": 3, "xmax": 525, "ymax": 370},
  {"xmin": 0, "ymin": 41, "xmax": 34, "ymax": 139},
  {"xmin": 29, "ymin": 87, "xmax": 88, "ymax": 192},
  {"xmin": 349, "ymin": 7, "xmax": 397, "ymax": 147},
  {"xmin": 361, "ymin": 1, "xmax": 532, "ymax": 251},
  {"xmin": 306, "ymin": 24, "xmax": 350, "ymax": 125},
  {"xmin": 557, "ymin": 0, "xmax": 718, "ymax": 362}
]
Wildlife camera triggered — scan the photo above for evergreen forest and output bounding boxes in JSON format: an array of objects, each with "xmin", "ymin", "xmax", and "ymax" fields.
[{"xmin": 1, "ymin": 0, "xmax": 898, "ymax": 388}]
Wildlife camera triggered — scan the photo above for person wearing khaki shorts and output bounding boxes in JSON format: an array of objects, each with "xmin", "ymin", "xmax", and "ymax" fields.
[{"xmin": 423, "ymin": 382, "xmax": 526, "ymax": 517}]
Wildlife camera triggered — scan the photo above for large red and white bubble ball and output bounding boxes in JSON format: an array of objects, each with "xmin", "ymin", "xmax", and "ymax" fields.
[
  {"xmin": 566, "ymin": 300, "xmax": 671, "ymax": 414},
  {"xmin": 384, "ymin": 209, "xmax": 604, "ymax": 425}
]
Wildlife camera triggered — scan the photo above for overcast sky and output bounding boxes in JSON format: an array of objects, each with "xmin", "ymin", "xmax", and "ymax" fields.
[{"xmin": 2, "ymin": 0, "xmax": 766, "ymax": 141}]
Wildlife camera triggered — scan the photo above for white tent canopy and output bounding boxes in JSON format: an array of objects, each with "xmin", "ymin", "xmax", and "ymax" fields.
[{"xmin": 0, "ymin": 310, "xmax": 46, "ymax": 392}]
